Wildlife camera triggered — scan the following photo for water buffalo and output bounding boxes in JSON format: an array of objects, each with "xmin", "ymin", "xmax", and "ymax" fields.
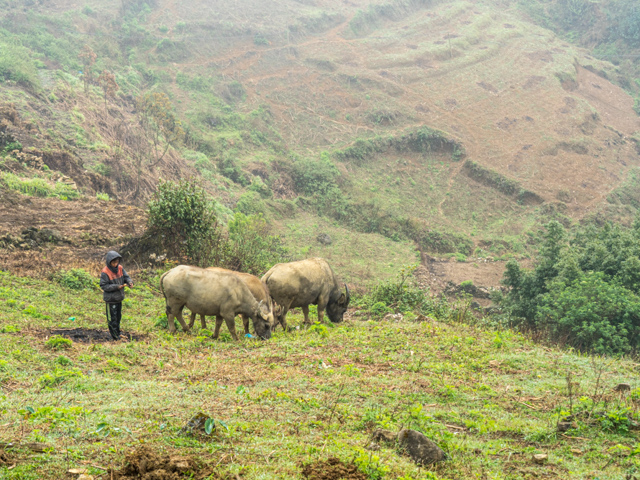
[
  {"xmin": 261, "ymin": 258, "xmax": 350, "ymax": 330},
  {"xmin": 187, "ymin": 267, "xmax": 280, "ymax": 334},
  {"xmin": 160, "ymin": 265, "xmax": 272, "ymax": 340}
]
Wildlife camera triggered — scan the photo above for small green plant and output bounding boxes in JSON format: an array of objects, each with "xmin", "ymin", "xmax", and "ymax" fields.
[
  {"xmin": 96, "ymin": 192, "xmax": 110, "ymax": 201},
  {"xmin": 309, "ymin": 322, "xmax": 329, "ymax": 337},
  {"xmin": 55, "ymin": 355, "xmax": 72, "ymax": 366},
  {"xmin": 353, "ymin": 448, "xmax": 389, "ymax": 480},
  {"xmin": 55, "ymin": 269, "xmax": 95, "ymax": 290},
  {"xmin": 45, "ymin": 335, "xmax": 73, "ymax": 350},
  {"xmin": 0, "ymin": 324, "xmax": 19, "ymax": 333},
  {"xmin": 39, "ymin": 367, "xmax": 83, "ymax": 386}
]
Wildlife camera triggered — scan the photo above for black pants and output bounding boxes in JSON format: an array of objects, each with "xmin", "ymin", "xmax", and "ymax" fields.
[{"xmin": 106, "ymin": 302, "xmax": 122, "ymax": 340}]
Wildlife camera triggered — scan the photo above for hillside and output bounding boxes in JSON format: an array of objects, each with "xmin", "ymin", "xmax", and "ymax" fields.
[
  {"xmin": 0, "ymin": 0, "xmax": 639, "ymax": 287},
  {"xmin": 1, "ymin": 272, "xmax": 640, "ymax": 479}
]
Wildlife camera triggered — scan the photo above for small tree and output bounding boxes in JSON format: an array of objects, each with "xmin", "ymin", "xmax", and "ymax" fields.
[
  {"xmin": 78, "ymin": 45, "xmax": 97, "ymax": 93},
  {"xmin": 147, "ymin": 179, "xmax": 223, "ymax": 265},
  {"xmin": 97, "ymin": 70, "xmax": 118, "ymax": 110},
  {"xmin": 136, "ymin": 92, "xmax": 185, "ymax": 166}
]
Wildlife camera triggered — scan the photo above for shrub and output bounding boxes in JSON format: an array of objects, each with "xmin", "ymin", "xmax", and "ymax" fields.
[
  {"xmin": 45, "ymin": 335, "xmax": 73, "ymax": 350},
  {"xmin": 223, "ymin": 213, "xmax": 288, "ymax": 275},
  {"xmin": 147, "ymin": 179, "xmax": 224, "ymax": 265},
  {"xmin": 499, "ymin": 220, "xmax": 640, "ymax": 354},
  {"xmin": 292, "ymin": 153, "xmax": 340, "ymax": 196},
  {"xmin": 363, "ymin": 266, "xmax": 428, "ymax": 315},
  {"xmin": 55, "ymin": 269, "xmax": 95, "ymax": 290}
]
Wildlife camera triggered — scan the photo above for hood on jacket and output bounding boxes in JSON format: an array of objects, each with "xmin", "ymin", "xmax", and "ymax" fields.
[{"xmin": 105, "ymin": 251, "xmax": 122, "ymax": 268}]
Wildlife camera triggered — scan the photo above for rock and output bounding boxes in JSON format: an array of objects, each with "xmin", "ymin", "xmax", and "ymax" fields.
[
  {"xmin": 532, "ymin": 453, "xmax": 548, "ymax": 464},
  {"xmin": 316, "ymin": 233, "xmax": 332, "ymax": 245},
  {"xmin": 397, "ymin": 428, "xmax": 446, "ymax": 465},
  {"xmin": 372, "ymin": 428, "xmax": 396, "ymax": 445},
  {"xmin": 557, "ymin": 422, "xmax": 574, "ymax": 432},
  {"xmin": 383, "ymin": 313, "xmax": 403, "ymax": 322},
  {"xmin": 614, "ymin": 383, "xmax": 631, "ymax": 392},
  {"xmin": 179, "ymin": 412, "xmax": 211, "ymax": 435},
  {"xmin": 36, "ymin": 228, "xmax": 64, "ymax": 244},
  {"xmin": 67, "ymin": 468, "xmax": 88, "ymax": 475}
]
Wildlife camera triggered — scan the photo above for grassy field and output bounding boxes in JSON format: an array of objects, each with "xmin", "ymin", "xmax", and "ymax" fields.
[{"xmin": 1, "ymin": 270, "xmax": 639, "ymax": 479}]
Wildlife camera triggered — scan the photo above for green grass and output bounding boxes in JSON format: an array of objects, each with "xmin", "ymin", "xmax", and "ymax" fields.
[
  {"xmin": 0, "ymin": 171, "xmax": 80, "ymax": 200},
  {"xmin": 1, "ymin": 270, "xmax": 639, "ymax": 479}
]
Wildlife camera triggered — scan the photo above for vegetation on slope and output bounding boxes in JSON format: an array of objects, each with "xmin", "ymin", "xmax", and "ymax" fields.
[{"xmin": 1, "ymin": 270, "xmax": 640, "ymax": 479}]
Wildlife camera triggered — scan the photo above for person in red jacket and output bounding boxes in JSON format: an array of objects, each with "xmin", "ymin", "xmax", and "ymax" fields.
[{"xmin": 99, "ymin": 251, "xmax": 133, "ymax": 340}]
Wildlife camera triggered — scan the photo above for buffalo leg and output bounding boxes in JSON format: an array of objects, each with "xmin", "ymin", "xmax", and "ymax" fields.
[
  {"xmin": 224, "ymin": 317, "xmax": 239, "ymax": 341},
  {"xmin": 188, "ymin": 311, "xmax": 196, "ymax": 329},
  {"xmin": 302, "ymin": 305, "xmax": 311, "ymax": 325},
  {"xmin": 175, "ymin": 306, "xmax": 190, "ymax": 332},
  {"xmin": 213, "ymin": 315, "xmax": 224, "ymax": 339},
  {"xmin": 317, "ymin": 297, "xmax": 329, "ymax": 324},
  {"xmin": 278, "ymin": 306, "xmax": 289, "ymax": 332},
  {"xmin": 200, "ymin": 314, "xmax": 207, "ymax": 329},
  {"xmin": 167, "ymin": 311, "xmax": 176, "ymax": 334},
  {"xmin": 241, "ymin": 314, "xmax": 250, "ymax": 334}
]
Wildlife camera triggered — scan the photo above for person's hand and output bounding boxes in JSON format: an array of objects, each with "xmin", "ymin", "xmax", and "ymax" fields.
[
  {"xmin": 119, "ymin": 284, "xmax": 125, "ymax": 290},
  {"xmin": 128, "ymin": 282, "xmax": 134, "ymax": 288}
]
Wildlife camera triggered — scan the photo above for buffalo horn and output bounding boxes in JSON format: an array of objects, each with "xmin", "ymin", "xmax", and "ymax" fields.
[{"xmin": 344, "ymin": 283, "xmax": 350, "ymax": 305}]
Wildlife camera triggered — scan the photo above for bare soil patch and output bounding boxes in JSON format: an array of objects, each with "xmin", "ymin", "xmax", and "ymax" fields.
[
  {"xmin": 301, "ymin": 457, "xmax": 367, "ymax": 480},
  {"xmin": 47, "ymin": 328, "xmax": 145, "ymax": 344},
  {"xmin": 111, "ymin": 446, "xmax": 212, "ymax": 480}
]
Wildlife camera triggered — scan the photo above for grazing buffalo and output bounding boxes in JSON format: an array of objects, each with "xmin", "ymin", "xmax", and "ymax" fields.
[
  {"xmin": 261, "ymin": 258, "xmax": 350, "ymax": 330},
  {"xmin": 160, "ymin": 265, "xmax": 272, "ymax": 340},
  {"xmin": 188, "ymin": 267, "xmax": 280, "ymax": 334}
]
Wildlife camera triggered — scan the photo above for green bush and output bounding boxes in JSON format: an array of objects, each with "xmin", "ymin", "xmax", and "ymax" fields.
[
  {"xmin": 0, "ymin": 38, "xmax": 40, "ymax": 89},
  {"xmin": 292, "ymin": 152, "xmax": 340, "ymax": 196},
  {"xmin": 147, "ymin": 179, "xmax": 224, "ymax": 265},
  {"xmin": 55, "ymin": 269, "xmax": 95, "ymax": 290},
  {"xmin": 45, "ymin": 335, "xmax": 73, "ymax": 350},
  {"xmin": 223, "ymin": 213, "xmax": 288, "ymax": 275},
  {"xmin": 499, "ymin": 220, "xmax": 640, "ymax": 355},
  {"xmin": 363, "ymin": 266, "xmax": 428, "ymax": 314}
]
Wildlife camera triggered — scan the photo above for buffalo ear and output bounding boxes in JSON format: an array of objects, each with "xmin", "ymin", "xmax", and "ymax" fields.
[
  {"xmin": 258, "ymin": 300, "xmax": 270, "ymax": 317},
  {"xmin": 337, "ymin": 293, "xmax": 347, "ymax": 306}
]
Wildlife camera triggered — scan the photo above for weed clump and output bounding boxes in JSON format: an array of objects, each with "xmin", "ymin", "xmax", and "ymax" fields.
[
  {"xmin": 45, "ymin": 335, "xmax": 73, "ymax": 350},
  {"xmin": 54, "ymin": 269, "xmax": 95, "ymax": 290}
]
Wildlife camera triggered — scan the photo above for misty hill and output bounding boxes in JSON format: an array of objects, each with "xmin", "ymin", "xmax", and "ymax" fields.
[{"xmin": 1, "ymin": 0, "xmax": 639, "ymax": 284}]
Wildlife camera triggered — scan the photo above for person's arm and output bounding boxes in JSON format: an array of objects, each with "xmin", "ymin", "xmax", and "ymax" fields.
[
  {"xmin": 123, "ymin": 268, "xmax": 133, "ymax": 287},
  {"xmin": 100, "ymin": 272, "xmax": 122, "ymax": 291}
]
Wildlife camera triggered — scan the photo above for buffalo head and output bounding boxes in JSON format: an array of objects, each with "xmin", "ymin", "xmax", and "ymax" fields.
[{"xmin": 326, "ymin": 283, "xmax": 350, "ymax": 323}]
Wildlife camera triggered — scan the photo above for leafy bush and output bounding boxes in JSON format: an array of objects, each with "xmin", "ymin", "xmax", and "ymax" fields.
[
  {"xmin": 45, "ymin": 335, "xmax": 73, "ymax": 350},
  {"xmin": 0, "ymin": 38, "xmax": 40, "ymax": 89},
  {"xmin": 223, "ymin": 213, "xmax": 288, "ymax": 275},
  {"xmin": 499, "ymin": 220, "xmax": 640, "ymax": 354},
  {"xmin": 292, "ymin": 153, "xmax": 340, "ymax": 196},
  {"xmin": 147, "ymin": 179, "xmax": 224, "ymax": 265},
  {"xmin": 55, "ymin": 269, "xmax": 95, "ymax": 290},
  {"xmin": 364, "ymin": 266, "xmax": 429, "ymax": 314}
]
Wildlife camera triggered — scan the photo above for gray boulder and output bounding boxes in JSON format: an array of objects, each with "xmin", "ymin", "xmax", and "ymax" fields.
[
  {"xmin": 397, "ymin": 428, "xmax": 446, "ymax": 465},
  {"xmin": 316, "ymin": 233, "xmax": 332, "ymax": 245}
]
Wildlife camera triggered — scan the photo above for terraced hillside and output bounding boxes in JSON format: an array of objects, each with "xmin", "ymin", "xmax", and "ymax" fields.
[{"xmin": 0, "ymin": 0, "xmax": 639, "ymax": 285}]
